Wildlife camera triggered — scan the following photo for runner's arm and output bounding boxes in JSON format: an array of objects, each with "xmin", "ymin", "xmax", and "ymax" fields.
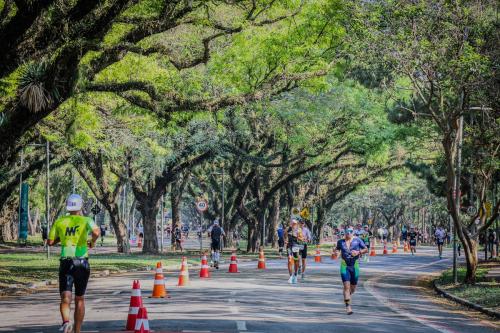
[
  {"xmin": 87, "ymin": 218, "xmax": 100, "ymax": 248},
  {"xmin": 47, "ymin": 222, "xmax": 59, "ymax": 246}
]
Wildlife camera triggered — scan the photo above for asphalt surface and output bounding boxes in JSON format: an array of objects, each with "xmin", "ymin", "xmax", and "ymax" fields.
[{"xmin": 0, "ymin": 247, "xmax": 498, "ymax": 333}]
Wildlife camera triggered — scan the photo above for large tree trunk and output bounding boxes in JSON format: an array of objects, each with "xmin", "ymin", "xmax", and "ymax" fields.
[
  {"xmin": 266, "ymin": 193, "xmax": 281, "ymax": 247},
  {"xmin": 108, "ymin": 204, "xmax": 130, "ymax": 254},
  {"xmin": 314, "ymin": 204, "xmax": 326, "ymax": 244},
  {"xmin": 460, "ymin": 230, "xmax": 479, "ymax": 284},
  {"xmin": 246, "ymin": 222, "xmax": 257, "ymax": 252},
  {"xmin": 0, "ymin": 198, "xmax": 18, "ymax": 242},
  {"xmin": 139, "ymin": 204, "xmax": 159, "ymax": 254},
  {"xmin": 170, "ymin": 190, "xmax": 181, "ymax": 246}
]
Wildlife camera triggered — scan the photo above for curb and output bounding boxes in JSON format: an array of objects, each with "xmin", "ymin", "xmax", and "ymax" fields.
[{"xmin": 433, "ymin": 280, "xmax": 500, "ymax": 319}]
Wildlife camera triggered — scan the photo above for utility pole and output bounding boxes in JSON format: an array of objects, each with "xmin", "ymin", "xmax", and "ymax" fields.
[{"xmin": 45, "ymin": 141, "xmax": 51, "ymax": 259}]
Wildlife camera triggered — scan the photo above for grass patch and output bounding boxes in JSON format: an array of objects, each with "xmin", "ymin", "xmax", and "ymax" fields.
[
  {"xmin": 0, "ymin": 252, "xmax": 198, "ymax": 287},
  {"xmin": 437, "ymin": 264, "xmax": 500, "ymax": 311}
]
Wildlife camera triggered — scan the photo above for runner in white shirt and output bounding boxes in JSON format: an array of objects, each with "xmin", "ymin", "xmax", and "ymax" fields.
[
  {"xmin": 435, "ymin": 227, "xmax": 446, "ymax": 259},
  {"xmin": 299, "ymin": 219, "xmax": 312, "ymax": 280}
]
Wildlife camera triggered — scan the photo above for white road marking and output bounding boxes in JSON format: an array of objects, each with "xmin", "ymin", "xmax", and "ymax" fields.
[
  {"xmin": 112, "ymin": 290, "xmax": 121, "ymax": 295},
  {"xmin": 237, "ymin": 320, "xmax": 247, "ymax": 331},
  {"xmin": 364, "ymin": 259, "xmax": 459, "ymax": 333},
  {"xmin": 230, "ymin": 306, "xmax": 239, "ymax": 314}
]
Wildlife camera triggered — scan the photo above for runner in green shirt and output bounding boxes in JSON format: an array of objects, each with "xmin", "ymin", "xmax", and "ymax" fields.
[{"xmin": 48, "ymin": 194, "xmax": 99, "ymax": 333}]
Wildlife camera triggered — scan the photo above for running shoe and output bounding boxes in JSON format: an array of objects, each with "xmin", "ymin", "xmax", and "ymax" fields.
[
  {"xmin": 288, "ymin": 275, "xmax": 294, "ymax": 284},
  {"xmin": 292, "ymin": 275, "xmax": 298, "ymax": 284},
  {"xmin": 59, "ymin": 322, "xmax": 73, "ymax": 333},
  {"xmin": 301, "ymin": 272, "xmax": 305, "ymax": 280}
]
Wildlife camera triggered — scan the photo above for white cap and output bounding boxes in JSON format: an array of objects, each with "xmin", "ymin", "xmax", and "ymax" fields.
[
  {"xmin": 66, "ymin": 194, "xmax": 83, "ymax": 212},
  {"xmin": 214, "ymin": 220, "xmax": 219, "ymax": 225}
]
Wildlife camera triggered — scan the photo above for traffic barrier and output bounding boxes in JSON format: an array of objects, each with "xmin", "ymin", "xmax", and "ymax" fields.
[
  {"xmin": 126, "ymin": 280, "xmax": 143, "ymax": 330},
  {"xmin": 178, "ymin": 257, "xmax": 190, "ymax": 286},
  {"xmin": 151, "ymin": 262, "xmax": 168, "ymax": 298},
  {"xmin": 199, "ymin": 254, "xmax": 210, "ymax": 278},
  {"xmin": 134, "ymin": 306, "xmax": 150, "ymax": 333},
  {"xmin": 392, "ymin": 242, "xmax": 398, "ymax": 253},
  {"xmin": 228, "ymin": 251, "xmax": 239, "ymax": 273},
  {"xmin": 257, "ymin": 247, "xmax": 266, "ymax": 269},
  {"xmin": 383, "ymin": 241, "xmax": 388, "ymax": 255}
]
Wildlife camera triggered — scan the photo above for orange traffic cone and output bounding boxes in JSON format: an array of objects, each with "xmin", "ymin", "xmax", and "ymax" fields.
[
  {"xmin": 177, "ymin": 257, "xmax": 190, "ymax": 286},
  {"xmin": 370, "ymin": 245, "xmax": 376, "ymax": 257},
  {"xmin": 331, "ymin": 248, "xmax": 338, "ymax": 260},
  {"xmin": 134, "ymin": 306, "xmax": 150, "ymax": 333},
  {"xmin": 199, "ymin": 254, "xmax": 210, "ymax": 278},
  {"xmin": 257, "ymin": 248, "xmax": 266, "ymax": 269},
  {"xmin": 151, "ymin": 262, "xmax": 168, "ymax": 298},
  {"xmin": 392, "ymin": 242, "xmax": 398, "ymax": 253},
  {"xmin": 383, "ymin": 241, "xmax": 388, "ymax": 255},
  {"xmin": 314, "ymin": 245, "xmax": 321, "ymax": 263},
  {"xmin": 126, "ymin": 280, "xmax": 143, "ymax": 330},
  {"xmin": 228, "ymin": 251, "xmax": 239, "ymax": 273},
  {"xmin": 404, "ymin": 242, "xmax": 409, "ymax": 252}
]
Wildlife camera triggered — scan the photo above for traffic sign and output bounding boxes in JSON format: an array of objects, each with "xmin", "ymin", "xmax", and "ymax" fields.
[
  {"xmin": 196, "ymin": 199, "xmax": 208, "ymax": 213},
  {"xmin": 466, "ymin": 206, "xmax": 477, "ymax": 217},
  {"xmin": 300, "ymin": 207, "xmax": 310, "ymax": 219}
]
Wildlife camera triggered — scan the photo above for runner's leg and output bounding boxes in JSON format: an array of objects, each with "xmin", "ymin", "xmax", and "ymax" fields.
[
  {"xmin": 74, "ymin": 296, "xmax": 85, "ymax": 333},
  {"xmin": 343, "ymin": 281, "xmax": 353, "ymax": 314},
  {"xmin": 60, "ymin": 291, "xmax": 72, "ymax": 324}
]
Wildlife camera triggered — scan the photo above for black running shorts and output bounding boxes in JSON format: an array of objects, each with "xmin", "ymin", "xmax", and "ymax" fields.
[
  {"xmin": 59, "ymin": 258, "xmax": 90, "ymax": 297},
  {"xmin": 211, "ymin": 239, "xmax": 221, "ymax": 251}
]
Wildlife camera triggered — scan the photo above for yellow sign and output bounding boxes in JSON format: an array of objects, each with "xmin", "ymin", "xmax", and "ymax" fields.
[
  {"xmin": 300, "ymin": 207, "xmax": 310, "ymax": 219},
  {"xmin": 480, "ymin": 202, "xmax": 492, "ymax": 219}
]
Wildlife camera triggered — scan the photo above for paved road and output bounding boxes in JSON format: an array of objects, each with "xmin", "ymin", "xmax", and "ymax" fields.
[{"xmin": 0, "ymin": 247, "xmax": 497, "ymax": 333}]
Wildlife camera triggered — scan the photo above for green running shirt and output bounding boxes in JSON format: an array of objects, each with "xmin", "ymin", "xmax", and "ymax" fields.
[{"xmin": 49, "ymin": 215, "xmax": 97, "ymax": 258}]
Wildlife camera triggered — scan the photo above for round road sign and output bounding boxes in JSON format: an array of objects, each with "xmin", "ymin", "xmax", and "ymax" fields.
[
  {"xmin": 466, "ymin": 206, "xmax": 477, "ymax": 216},
  {"xmin": 196, "ymin": 199, "xmax": 208, "ymax": 213}
]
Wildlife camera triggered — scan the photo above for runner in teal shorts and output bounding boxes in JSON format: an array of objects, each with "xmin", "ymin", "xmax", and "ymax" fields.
[{"xmin": 334, "ymin": 227, "xmax": 367, "ymax": 315}]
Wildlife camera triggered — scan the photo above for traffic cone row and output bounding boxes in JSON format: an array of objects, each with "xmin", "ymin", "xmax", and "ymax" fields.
[
  {"xmin": 134, "ymin": 307, "xmax": 150, "ymax": 333},
  {"xmin": 331, "ymin": 247, "xmax": 338, "ymax": 260},
  {"xmin": 257, "ymin": 248, "xmax": 266, "ymax": 269},
  {"xmin": 200, "ymin": 253, "xmax": 210, "ymax": 278},
  {"xmin": 178, "ymin": 257, "xmax": 190, "ymax": 286},
  {"xmin": 126, "ymin": 280, "xmax": 143, "ymax": 330},
  {"xmin": 228, "ymin": 251, "xmax": 239, "ymax": 273},
  {"xmin": 314, "ymin": 245, "xmax": 321, "ymax": 263}
]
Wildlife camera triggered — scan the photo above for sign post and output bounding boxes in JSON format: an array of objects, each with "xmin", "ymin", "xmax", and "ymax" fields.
[
  {"xmin": 195, "ymin": 198, "xmax": 208, "ymax": 254},
  {"xmin": 19, "ymin": 183, "xmax": 29, "ymax": 243}
]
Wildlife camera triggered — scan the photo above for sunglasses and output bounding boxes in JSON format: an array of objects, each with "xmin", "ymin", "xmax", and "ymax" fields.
[{"xmin": 346, "ymin": 229, "xmax": 354, "ymax": 234}]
